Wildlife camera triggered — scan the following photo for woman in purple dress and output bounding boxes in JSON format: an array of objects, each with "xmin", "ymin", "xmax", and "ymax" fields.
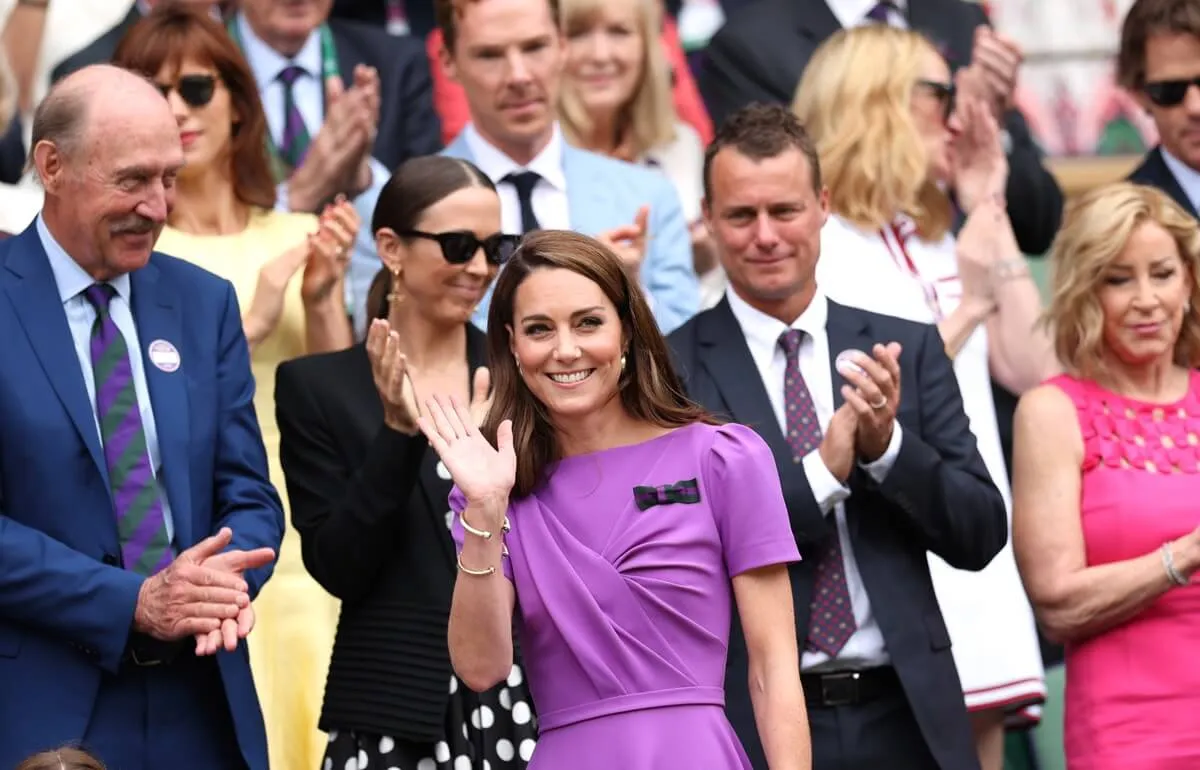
[{"xmin": 412, "ymin": 230, "xmax": 811, "ymax": 769}]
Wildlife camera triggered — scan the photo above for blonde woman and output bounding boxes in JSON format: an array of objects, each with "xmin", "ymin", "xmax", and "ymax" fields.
[
  {"xmin": 793, "ymin": 25, "xmax": 1057, "ymax": 770},
  {"xmin": 558, "ymin": 0, "xmax": 714, "ymax": 302},
  {"xmin": 1013, "ymin": 183, "xmax": 1200, "ymax": 770}
]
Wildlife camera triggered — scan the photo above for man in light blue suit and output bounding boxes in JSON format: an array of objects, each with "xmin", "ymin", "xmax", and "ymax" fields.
[
  {"xmin": 434, "ymin": 0, "xmax": 700, "ymax": 334},
  {"xmin": 0, "ymin": 66, "xmax": 282, "ymax": 770}
]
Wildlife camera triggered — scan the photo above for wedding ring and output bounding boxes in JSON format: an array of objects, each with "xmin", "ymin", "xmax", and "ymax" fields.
[{"xmin": 870, "ymin": 396, "xmax": 887, "ymax": 410}]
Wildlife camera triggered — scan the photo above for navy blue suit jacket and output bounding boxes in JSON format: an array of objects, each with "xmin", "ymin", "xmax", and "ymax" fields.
[
  {"xmin": 1129, "ymin": 146, "xmax": 1199, "ymax": 220},
  {"xmin": 0, "ymin": 223, "xmax": 284, "ymax": 770}
]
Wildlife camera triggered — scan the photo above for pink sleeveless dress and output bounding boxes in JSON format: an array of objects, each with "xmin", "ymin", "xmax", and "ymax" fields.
[{"xmin": 1050, "ymin": 373, "xmax": 1200, "ymax": 769}]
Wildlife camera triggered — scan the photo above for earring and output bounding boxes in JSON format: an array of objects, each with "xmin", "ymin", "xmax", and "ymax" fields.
[
  {"xmin": 386, "ymin": 268, "xmax": 404, "ymax": 305},
  {"xmin": 620, "ymin": 354, "xmax": 627, "ymax": 371},
  {"xmin": 515, "ymin": 356, "xmax": 523, "ymax": 374}
]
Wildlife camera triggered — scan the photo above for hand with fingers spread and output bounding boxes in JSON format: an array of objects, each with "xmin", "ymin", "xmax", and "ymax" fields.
[
  {"xmin": 468, "ymin": 367, "xmax": 494, "ymax": 428},
  {"xmin": 952, "ymin": 70, "xmax": 1009, "ymax": 215},
  {"xmin": 417, "ymin": 394, "xmax": 515, "ymax": 521},
  {"xmin": 366, "ymin": 318, "xmax": 422, "ymax": 435},
  {"xmin": 836, "ymin": 343, "xmax": 903, "ymax": 463},
  {"xmin": 132, "ymin": 527, "xmax": 272, "ymax": 642},
  {"xmin": 596, "ymin": 206, "xmax": 650, "ymax": 275},
  {"xmin": 191, "ymin": 541, "xmax": 277, "ymax": 656},
  {"xmin": 301, "ymin": 196, "xmax": 360, "ymax": 305}
]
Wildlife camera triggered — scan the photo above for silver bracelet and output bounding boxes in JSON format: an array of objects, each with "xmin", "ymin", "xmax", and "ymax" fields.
[{"xmin": 1161, "ymin": 544, "xmax": 1189, "ymax": 587}]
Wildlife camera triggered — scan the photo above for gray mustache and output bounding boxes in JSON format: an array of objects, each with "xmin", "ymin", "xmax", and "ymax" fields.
[{"xmin": 111, "ymin": 216, "xmax": 156, "ymax": 235}]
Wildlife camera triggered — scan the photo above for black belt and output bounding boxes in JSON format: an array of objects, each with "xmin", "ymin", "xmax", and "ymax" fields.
[
  {"xmin": 121, "ymin": 633, "xmax": 189, "ymax": 667},
  {"xmin": 801, "ymin": 666, "xmax": 901, "ymax": 708}
]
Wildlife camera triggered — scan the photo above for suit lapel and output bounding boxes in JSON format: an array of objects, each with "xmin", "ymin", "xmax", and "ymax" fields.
[
  {"xmin": 792, "ymin": 0, "xmax": 840, "ymax": 43},
  {"xmin": 1144, "ymin": 147, "xmax": 1199, "ymax": 219},
  {"xmin": 562, "ymin": 145, "xmax": 612, "ymax": 235},
  {"xmin": 697, "ymin": 299, "xmax": 794, "ymax": 469},
  {"xmin": 129, "ymin": 260, "xmax": 194, "ymax": 548},
  {"xmin": 2, "ymin": 226, "xmax": 110, "ymax": 486}
]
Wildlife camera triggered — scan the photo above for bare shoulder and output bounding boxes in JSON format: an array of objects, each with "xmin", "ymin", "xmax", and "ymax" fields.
[{"xmin": 1015, "ymin": 382, "xmax": 1083, "ymax": 456}]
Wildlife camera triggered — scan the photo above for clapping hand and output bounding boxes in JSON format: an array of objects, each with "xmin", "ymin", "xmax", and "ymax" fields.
[
  {"xmin": 597, "ymin": 206, "xmax": 650, "ymax": 276},
  {"xmin": 301, "ymin": 196, "xmax": 360, "ymax": 305},
  {"xmin": 192, "ymin": 534, "xmax": 277, "ymax": 656},
  {"xmin": 132, "ymin": 527, "xmax": 274, "ymax": 644},
  {"xmin": 952, "ymin": 70, "xmax": 1009, "ymax": 214},
  {"xmin": 418, "ymin": 395, "xmax": 515, "ymax": 516},
  {"xmin": 366, "ymin": 319, "xmax": 421, "ymax": 435},
  {"xmin": 836, "ymin": 343, "xmax": 903, "ymax": 463},
  {"xmin": 970, "ymin": 25, "xmax": 1023, "ymax": 120}
]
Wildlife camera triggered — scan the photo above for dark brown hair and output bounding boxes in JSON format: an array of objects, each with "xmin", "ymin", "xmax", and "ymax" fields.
[
  {"xmin": 1117, "ymin": 0, "xmax": 1200, "ymax": 90},
  {"xmin": 16, "ymin": 747, "xmax": 106, "ymax": 770},
  {"xmin": 702, "ymin": 102, "xmax": 822, "ymax": 201},
  {"xmin": 435, "ymin": 0, "xmax": 562, "ymax": 54},
  {"xmin": 367, "ymin": 155, "xmax": 497, "ymax": 320},
  {"xmin": 112, "ymin": 4, "xmax": 277, "ymax": 209},
  {"xmin": 482, "ymin": 230, "xmax": 715, "ymax": 497}
]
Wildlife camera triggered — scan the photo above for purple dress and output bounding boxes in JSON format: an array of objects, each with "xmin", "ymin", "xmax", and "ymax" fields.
[{"xmin": 450, "ymin": 422, "xmax": 801, "ymax": 768}]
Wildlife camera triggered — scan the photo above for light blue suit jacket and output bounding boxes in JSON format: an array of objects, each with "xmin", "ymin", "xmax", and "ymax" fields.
[
  {"xmin": 0, "ymin": 224, "xmax": 284, "ymax": 770},
  {"xmin": 443, "ymin": 133, "xmax": 700, "ymax": 334}
]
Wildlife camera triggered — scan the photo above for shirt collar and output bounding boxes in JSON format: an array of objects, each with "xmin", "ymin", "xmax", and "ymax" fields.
[
  {"xmin": 726, "ymin": 284, "xmax": 829, "ymax": 368},
  {"xmin": 461, "ymin": 122, "xmax": 568, "ymax": 191},
  {"xmin": 36, "ymin": 214, "xmax": 131, "ymax": 305},
  {"xmin": 235, "ymin": 12, "xmax": 324, "ymax": 91},
  {"xmin": 1160, "ymin": 147, "xmax": 1200, "ymax": 215}
]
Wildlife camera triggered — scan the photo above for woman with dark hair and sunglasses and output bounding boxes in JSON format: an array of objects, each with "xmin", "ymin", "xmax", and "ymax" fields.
[
  {"xmin": 792, "ymin": 25, "xmax": 1057, "ymax": 770},
  {"xmin": 275, "ymin": 154, "xmax": 532, "ymax": 770},
  {"xmin": 112, "ymin": 7, "xmax": 360, "ymax": 770}
]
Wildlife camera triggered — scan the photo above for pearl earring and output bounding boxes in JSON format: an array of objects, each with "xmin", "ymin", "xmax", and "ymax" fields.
[{"xmin": 620, "ymin": 354, "xmax": 627, "ymax": 371}]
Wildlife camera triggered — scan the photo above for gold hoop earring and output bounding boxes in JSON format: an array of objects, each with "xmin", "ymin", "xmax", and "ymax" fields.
[
  {"xmin": 620, "ymin": 354, "xmax": 627, "ymax": 371},
  {"xmin": 386, "ymin": 268, "xmax": 404, "ymax": 305}
]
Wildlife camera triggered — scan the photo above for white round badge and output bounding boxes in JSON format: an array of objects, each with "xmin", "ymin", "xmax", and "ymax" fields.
[{"xmin": 148, "ymin": 339, "xmax": 181, "ymax": 373}]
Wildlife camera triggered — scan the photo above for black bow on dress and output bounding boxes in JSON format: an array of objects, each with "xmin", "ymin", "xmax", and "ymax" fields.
[{"xmin": 632, "ymin": 478, "xmax": 701, "ymax": 511}]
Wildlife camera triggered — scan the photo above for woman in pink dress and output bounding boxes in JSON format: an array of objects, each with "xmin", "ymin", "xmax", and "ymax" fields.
[
  {"xmin": 1013, "ymin": 182, "xmax": 1200, "ymax": 770},
  {"xmin": 411, "ymin": 230, "xmax": 811, "ymax": 769}
]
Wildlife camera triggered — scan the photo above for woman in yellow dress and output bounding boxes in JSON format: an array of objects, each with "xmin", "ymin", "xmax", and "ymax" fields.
[{"xmin": 114, "ymin": 7, "xmax": 359, "ymax": 770}]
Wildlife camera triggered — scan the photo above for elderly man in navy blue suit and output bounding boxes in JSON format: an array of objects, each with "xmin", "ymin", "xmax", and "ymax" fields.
[{"xmin": 0, "ymin": 64, "xmax": 283, "ymax": 770}]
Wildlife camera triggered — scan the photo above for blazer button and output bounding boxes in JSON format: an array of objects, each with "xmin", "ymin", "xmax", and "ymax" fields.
[{"xmin": 102, "ymin": 553, "xmax": 119, "ymax": 566}]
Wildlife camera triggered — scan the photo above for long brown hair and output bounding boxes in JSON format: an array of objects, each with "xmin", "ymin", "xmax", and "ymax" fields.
[
  {"xmin": 113, "ymin": 4, "xmax": 277, "ymax": 209},
  {"xmin": 482, "ymin": 230, "xmax": 714, "ymax": 497},
  {"xmin": 16, "ymin": 747, "xmax": 106, "ymax": 770}
]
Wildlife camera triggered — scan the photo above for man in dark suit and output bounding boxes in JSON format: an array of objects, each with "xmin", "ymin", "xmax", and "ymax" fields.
[
  {"xmin": 1118, "ymin": 0, "xmax": 1200, "ymax": 218},
  {"xmin": 668, "ymin": 104, "xmax": 1007, "ymax": 770},
  {"xmin": 697, "ymin": 0, "xmax": 1062, "ymax": 258},
  {"xmin": 0, "ymin": 65, "xmax": 283, "ymax": 770}
]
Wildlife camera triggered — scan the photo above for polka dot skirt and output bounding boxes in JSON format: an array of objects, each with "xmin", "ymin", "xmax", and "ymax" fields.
[{"xmin": 323, "ymin": 664, "xmax": 537, "ymax": 769}]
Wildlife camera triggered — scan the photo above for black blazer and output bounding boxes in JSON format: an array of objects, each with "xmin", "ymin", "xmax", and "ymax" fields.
[
  {"xmin": 331, "ymin": 0, "xmax": 437, "ymax": 39},
  {"xmin": 667, "ymin": 299, "xmax": 1007, "ymax": 770},
  {"xmin": 52, "ymin": 10, "xmax": 442, "ymax": 173},
  {"xmin": 697, "ymin": 0, "xmax": 1063, "ymax": 256},
  {"xmin": 274, "ymin": 328, "xmax": 486, "ymax": 741},
  {"xmin": 1129, "ymin": 146, "xmax": 1199, "ymax": 219}
]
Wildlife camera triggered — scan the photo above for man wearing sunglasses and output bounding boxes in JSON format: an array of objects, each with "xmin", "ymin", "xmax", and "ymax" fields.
[{"xmin": 1121, "ymin": 0, "xmax": 1200, "ymax": 219}]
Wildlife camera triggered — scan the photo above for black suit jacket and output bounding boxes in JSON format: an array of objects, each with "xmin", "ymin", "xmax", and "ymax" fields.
[
  {"xmin": 331, "ymin": 0, "xmax": 437, "ymax": 39},
  {"xmin": 274, "ymin": 329, "xmax": 485, "ymax": 740},
  {"xmin": 53, "ymin": 10, "xmax": 441, "ymax": 173},
  {"xmin": 1129, "ymin": 146, "xmax": 1199, "ymax": 219},
  {"xmin": 698, "ymin": 0, "xmax": 1063, "ymax": 256},
  {"xmin": 667, "ymin": 298, "xmax": 1006, "ymax": 770}
]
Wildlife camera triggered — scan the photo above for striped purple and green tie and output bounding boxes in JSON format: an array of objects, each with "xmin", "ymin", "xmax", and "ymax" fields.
[
  {"xmin": 83, "ymin": 284, "xmax": 173, "ymax": 576},
  {"xmin": 278, "ymin": 65, "xmax": 312, "ymax": 170}
]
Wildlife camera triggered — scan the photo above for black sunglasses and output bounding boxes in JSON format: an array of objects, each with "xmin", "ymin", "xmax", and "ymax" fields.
[
  {"xmin": 400, "ymin": 230, "xmax": 521, "ymax": 266},
  {"xmin": 1144, "ymin": 77, "xmax": 1200, "ymax": 108},
  {"xmin": 155, "ymin": 74, "xmax": 218, "ymax": 109},
  {"xmin": 916, "ymin": 79, "xmax": 956, "ymax": 122}
]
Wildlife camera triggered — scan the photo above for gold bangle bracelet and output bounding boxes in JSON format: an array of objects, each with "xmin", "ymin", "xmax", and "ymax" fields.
[
  {"xmin": 459, "ymin": 511, "xmax": 512, "ymax": 540},
  {"xmin": 457, "ymin": 555, "xmax": 496, "ymax": 576}
]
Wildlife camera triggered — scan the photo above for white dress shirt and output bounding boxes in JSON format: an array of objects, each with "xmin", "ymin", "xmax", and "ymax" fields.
[
  {"xmin": 461, "ymin": 122, "xmax": 572, "ymax": 235},
  {"xmin": 1161, "ymin": 147, "xmax": 1200, "ymax": 215},
  {"xmin": 37, "ymin": 215, "xmax": 175, "ymax": 542},
  {"xmin": 827, "ymin": 0, "xmax": 908, "ymax": 28},
  {"xmin": 726, "ymin": 286, "xmax": 903, "ymax": 671}
]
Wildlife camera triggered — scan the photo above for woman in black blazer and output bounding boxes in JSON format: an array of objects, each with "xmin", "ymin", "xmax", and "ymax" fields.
[{"xmin": 275, "ymin": 156, "xmax": 532, "ymax": 770}]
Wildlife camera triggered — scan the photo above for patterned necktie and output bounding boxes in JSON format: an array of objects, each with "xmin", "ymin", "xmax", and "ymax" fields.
[
  {"xmin": 277, "ymin": 65, "xmax": 312, "ymax": 170},
  {"xmin": 502, "ymin": 171, "xmax": 542, "ymax": 234},
  {"xmin": 865, "ymin": 0, "xmax": 897, "ymax": 23},
  {"xmin": 83, "ymin": 284, "xmax": 173, "ymax": 575},
  {"xmin": 778, "ymin": 329, "xmax": 857, "ymax": 657}
]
